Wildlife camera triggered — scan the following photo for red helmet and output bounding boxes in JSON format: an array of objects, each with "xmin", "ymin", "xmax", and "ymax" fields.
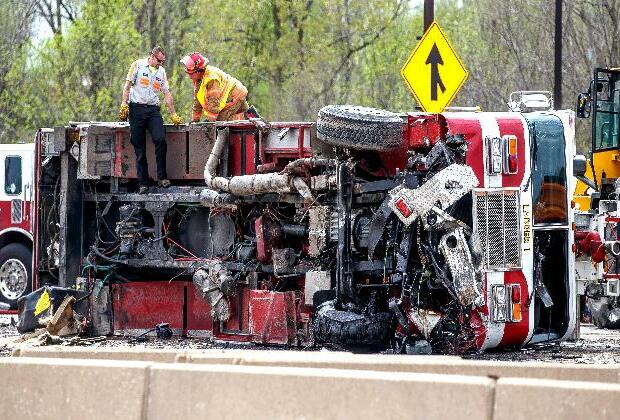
[{"xmin": 180, "ymin": 52, "xmax": 209, "ymax": 74}]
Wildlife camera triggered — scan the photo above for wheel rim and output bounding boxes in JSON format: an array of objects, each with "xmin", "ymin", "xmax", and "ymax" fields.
[{"xmin": 0, "ymin": 258, "xmax": 28, "ymax": 301}]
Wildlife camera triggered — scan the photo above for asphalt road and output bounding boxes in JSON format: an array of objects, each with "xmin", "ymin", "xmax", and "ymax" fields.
[
  {"xmin": 2, "ymin": 315, "xmax": 619, "ymax": 362},
  {"xmin": 465, "ymin": 325, "xmax": 620, "ymax": 364}
]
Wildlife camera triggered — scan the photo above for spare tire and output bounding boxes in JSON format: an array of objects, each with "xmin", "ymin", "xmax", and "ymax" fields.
[{"xmin": 317, "ymin": 105, "xmax": 405, "ymax": 151}]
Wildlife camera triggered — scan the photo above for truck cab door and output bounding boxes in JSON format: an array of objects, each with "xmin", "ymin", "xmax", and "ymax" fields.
[
  {"xmin": 590, "ymin": 69, "xmax": 620, "ymax": 196},
  {"xmin": 525, "ymin": 113, "xmax": 576, "ymax": 343}
]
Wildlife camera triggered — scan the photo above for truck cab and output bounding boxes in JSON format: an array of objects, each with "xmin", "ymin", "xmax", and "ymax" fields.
[
  {"xmin": 525, "ymin": 112, "xmax": 576, "ymax": 342},
  {"xmin": 0, "ymin": 143, "xmax": 34, "ymax": 309},
  {"xmin": 575, "ymin": 67, "xmax": 620, "ymax": 205}
]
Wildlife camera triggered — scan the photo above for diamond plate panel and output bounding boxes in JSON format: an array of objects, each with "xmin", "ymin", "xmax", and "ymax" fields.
[
  {"xmin": 389, "ymin": 164, "xmax": 479, "ymax": 226},
  {"xmin": 11, "ymin": 199, "xmax": 22, "ymax": 224}
]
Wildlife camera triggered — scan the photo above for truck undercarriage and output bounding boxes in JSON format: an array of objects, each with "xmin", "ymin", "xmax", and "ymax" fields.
[{"xmin": 32, "ymin": 106, "xmax": 575, "ymax": 353}]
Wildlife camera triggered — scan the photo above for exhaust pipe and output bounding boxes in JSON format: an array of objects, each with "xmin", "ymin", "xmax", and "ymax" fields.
[{"xmin": 203, "ymin": 128, "xmax": 315, "ymax": 201}]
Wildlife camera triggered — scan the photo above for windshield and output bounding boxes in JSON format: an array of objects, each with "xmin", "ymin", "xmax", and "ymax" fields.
[
  {"xmin": 526, "ymin": 114, "xmax": 568, "ymax": 225},
  {"xmin": 594, "ymin": 73, "xmax": 620, "ymax": 150}
]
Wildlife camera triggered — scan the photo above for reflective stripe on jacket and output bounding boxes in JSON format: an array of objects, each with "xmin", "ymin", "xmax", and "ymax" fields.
[{"xmin": 194, "ymin": 66, "xmax": 247, "ymax": 121}]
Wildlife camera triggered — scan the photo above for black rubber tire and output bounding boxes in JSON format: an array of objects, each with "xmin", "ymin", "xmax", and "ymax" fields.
[
  {"xmin": 313, "ymin": 300, "xmax": 393, "ymax": 347},
  {"xmin": 316, "ymin": 105, "xmax": 405, "ymax": 151},
  {"xmin": 0, "ymin": 243, "xmax": 32, "ymax": 309}
]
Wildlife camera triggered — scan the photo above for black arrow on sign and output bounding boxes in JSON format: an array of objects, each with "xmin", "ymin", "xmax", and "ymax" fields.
[{"xmin": 426, "ymin": 43, "xmax": 446, "ymax": 101}]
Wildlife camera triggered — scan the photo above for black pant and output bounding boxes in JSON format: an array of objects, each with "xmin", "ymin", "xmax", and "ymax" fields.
[{"xmin": 128, "ymin": 103, "xmax": 167, "ymax": 185}]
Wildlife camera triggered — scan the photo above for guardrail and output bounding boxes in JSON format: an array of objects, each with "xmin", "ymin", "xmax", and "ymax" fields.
[{"xmin": 6, "ymin": 348, "xmax": 620, "ymax": 419}]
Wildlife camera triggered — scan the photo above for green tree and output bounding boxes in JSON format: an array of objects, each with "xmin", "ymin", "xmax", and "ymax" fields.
[
  {"xmin": 3, "ymin": 0, "xmax": 141, "ymax": 141},
  {"xmin": 0, "ymin": 1, "xmax": 37, "ymax": 142},
  {"xmin": 4, "ymin": 0, "xmax": 618, "ymax": 150},
  {"xmin": 185, "ymin": 0, "xmax": 408, "ymax": 120}
]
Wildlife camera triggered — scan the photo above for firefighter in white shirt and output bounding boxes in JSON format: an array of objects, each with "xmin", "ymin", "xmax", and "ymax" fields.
[{"xmin": 119, "ymin": 46, "xmax": 182, "ymax": 194}]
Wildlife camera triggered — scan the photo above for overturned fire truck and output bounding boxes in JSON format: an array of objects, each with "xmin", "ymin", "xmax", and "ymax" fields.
[{"xmin": 31, "ymin": 105, "xmax": 577, "ymax": 353}]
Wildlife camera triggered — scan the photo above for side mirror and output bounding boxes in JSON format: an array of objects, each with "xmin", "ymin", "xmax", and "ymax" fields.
[
  {"xmin": 573, "ymin": 154, "xmax": 598, "ymax": 191},
  {"xmin": 573, "ymin": 154, "xmax": 587, "ymax": 177},
  {"xmin": 576, "ymin": 92, "xmax": 590, "ymax": 118}
]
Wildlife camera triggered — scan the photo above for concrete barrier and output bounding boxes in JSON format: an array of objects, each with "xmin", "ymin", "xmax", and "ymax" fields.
[
  {"xmin": 181, "ymin": 351, "xmax": 620, "ymax": 383},
  {"xmin": 493, "ymin": 377, "xmax": 620, "ymax": 420},
  {"xmin": 147, "ymin": 363, "xmax": 495, "ymax": 420},
  {"xmin": 13, "ymin": 347, "xmax": 325, "ymax": 363},
  {"xmin": 0, "ymin": 357, "xmax": 150, "ymax": 420},
  {"xmin": 13, "ymin": 346, "xmax": 183, "ymax": 363},
  {"xmin": 14, "ymin": 347, "xmax": 620, "ymax": 383},
  {"xmin": 3, "ymin": 356, "xmax": 620, "ymax": 419}
]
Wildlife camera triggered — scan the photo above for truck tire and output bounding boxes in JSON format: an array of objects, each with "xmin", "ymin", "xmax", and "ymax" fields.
[
  {"xmin": 313, "ymin": 300, "xmax": 393, "ymax": 347},
  {"xmin": 0, "ymin": 243, "xmax": 32, "ymax": 309},
  {"xmin": 316, "ymin": 105, "xmax": 405, "ymax": 151}
]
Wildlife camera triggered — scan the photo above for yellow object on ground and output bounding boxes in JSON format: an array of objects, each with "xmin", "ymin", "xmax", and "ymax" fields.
[{"xmin": 34, "ymin": 290, "xmax": 51, "ymax": 317}]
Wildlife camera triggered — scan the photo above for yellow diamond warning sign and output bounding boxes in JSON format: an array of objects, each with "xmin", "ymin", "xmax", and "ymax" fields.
[{"xmin": 401, "ymin": 21, "xmax": 468, "ymax": 113}]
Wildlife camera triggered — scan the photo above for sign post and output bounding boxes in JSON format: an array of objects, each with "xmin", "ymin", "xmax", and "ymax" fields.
[{"xmin": 401, "ymin": 21, "xmax": 468, "ymax": 113}]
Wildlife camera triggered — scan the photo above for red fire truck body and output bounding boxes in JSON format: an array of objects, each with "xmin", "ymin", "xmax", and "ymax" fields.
[
  {"xmin": 0, "ymin": 143, "xmax": 34, "ymax": 311},
  {"xmin": 32, "ymin": 107, "xmax": 576, "ymax": 353},
  {"xmin": 447, "ymin": 112, "xmax": 576, "ymax": 349}
]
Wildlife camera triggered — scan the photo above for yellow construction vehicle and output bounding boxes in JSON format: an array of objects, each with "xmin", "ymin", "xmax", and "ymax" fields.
[
  {"xmin": 574, "ymin": 67, "xmax": 620, "ymax": 210},
  {"xmin": 574, "ymin": 67, "xmax": 620, "ymax": 328}
]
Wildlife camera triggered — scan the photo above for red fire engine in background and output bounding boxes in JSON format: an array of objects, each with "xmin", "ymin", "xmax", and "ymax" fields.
[{"xmin": 0, "ymin": 142, "xmax": 34, "ymax": 311}]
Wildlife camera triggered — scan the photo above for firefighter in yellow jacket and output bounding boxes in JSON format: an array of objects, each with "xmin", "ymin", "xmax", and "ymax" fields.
[{"xmin": 180, "ymin": 52, "xmax": 252, "ymax": 122}]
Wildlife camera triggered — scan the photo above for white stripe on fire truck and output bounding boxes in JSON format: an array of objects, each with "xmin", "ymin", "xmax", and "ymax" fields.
[
  {"xmin": 478, "ymin": 113, "xmax": 505, "ymax": 350},
  {"xmin": 516, "ymin": 114, "xmax": 535, "ymax": 344}
]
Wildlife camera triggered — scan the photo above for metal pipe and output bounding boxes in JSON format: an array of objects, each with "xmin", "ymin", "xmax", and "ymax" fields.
[
  {"xmin": 203, "ymin": 128, "xmax": 228, "ymax": 188},
  {"xmin": 292, "ymin": 177, "xmax": 314, "ymax": 202},
  {"xmin": 199, "ymin": 188, "xmax": 237, "ymax": 208},
  {"xmin": 283, "ymin": 157, "xmax": 337, "ymax": 173},
  {"xmin": 280, "ymin": 223, "xmax": 309, "ymax": 237},
  {"xmin": 203, "ymin": 128, "xmax": 315, "ymax": 198}
]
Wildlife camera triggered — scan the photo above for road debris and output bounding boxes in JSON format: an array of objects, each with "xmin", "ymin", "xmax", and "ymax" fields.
[
  {"xmin": 17, "ymin": 286, "xmax": 87, "ymax": 334},
  {"xmin": 1, "ymin": 292, "xmax": 90, "ymax": 353}
]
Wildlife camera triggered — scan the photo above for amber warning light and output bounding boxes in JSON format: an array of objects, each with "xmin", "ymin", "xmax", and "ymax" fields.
[{"xmin": 503, "ymin": 135, "xmax": 518, "ymax": 174}]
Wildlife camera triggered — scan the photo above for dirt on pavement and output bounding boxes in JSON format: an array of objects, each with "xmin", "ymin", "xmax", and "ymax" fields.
[{"xmin": 2, "ymin": 314, "xmax": 619, "ymax": 363}]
